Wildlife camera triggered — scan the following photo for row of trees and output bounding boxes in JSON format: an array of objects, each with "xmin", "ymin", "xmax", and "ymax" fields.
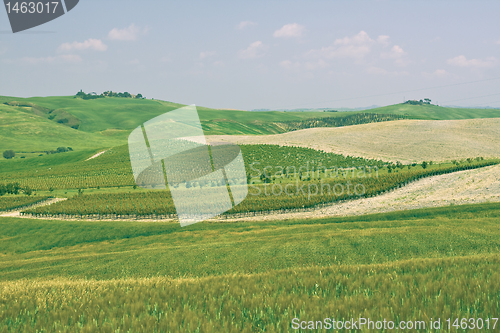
[
  {"xmin": 279, "ymin": 113, "xmax": 406, "ymax": 132},
  {"xmin": 0, "ymin": 182, "xmax": 33, "ymax": 196},
  {"xmin": 404, "ymin": 98, "xmax": 431, "ymax": 105},
  {"xmin": 3, "ymin": 147, "xmax": 73, "ymax": 159},
  {"xmin": 75, "ymin": 90, "xmax": 144, "ymax": 100}
]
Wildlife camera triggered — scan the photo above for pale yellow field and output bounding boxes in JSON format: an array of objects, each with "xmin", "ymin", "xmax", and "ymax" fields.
[
  {"xmin": 221, "ymin": 164, "xmax": 500, "ymax": 222},
  {"xmin": 207, "ymin": 118, "xmax": 500, "ymax": 163}
]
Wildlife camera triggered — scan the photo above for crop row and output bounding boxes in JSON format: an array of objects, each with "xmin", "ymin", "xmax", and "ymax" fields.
[
  {"xmin": 23, "ymin": 160, "xmax": 498, "ymax": 217},
  {"xmin": 0, "ymin": 144, "xmax": 385, "ymax": 191},
  {"xmin": 0, "ymin": 196, "xmax": 50, "ymax": 211},
  {"xmin": 277, "ymin": 112, "xmax": 406, "ymax": 131}
]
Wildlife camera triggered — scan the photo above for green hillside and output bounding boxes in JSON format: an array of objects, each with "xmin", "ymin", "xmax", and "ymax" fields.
[
  {"xmin": 2, "ymin": 95, "xmax": 500, "ymax": 153},
  {"xmin": 0, "ymin": 102, "xmax": 123, "ymax": 152},
  {"xmin": 364, "ymin": 102, "xmax": 500, "ymax": 120},
  {"xmin": 0, "ymin": 95, "xmax": 335, "ymax": 133},
  {"xmin": 0, "ymin": 95, "xmax": 339, "ymax": 151}
]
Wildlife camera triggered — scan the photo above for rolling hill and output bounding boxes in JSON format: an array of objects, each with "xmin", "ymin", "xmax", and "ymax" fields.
[
  {"xmin": 363, "ymin": 102, "xmax": 500, "ymax": 120},
  {"xmin": 1, "ymin": 94, "xmax": 499, "ymax": 154},
  {"xmin": 207, "ymin": 118, "xmax": 500, "ymax": 163}
]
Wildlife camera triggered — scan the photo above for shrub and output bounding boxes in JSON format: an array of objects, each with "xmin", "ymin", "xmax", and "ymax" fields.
[{"xmin": 3, "ymin": 150, "xmax": 15, "ymax": 159}]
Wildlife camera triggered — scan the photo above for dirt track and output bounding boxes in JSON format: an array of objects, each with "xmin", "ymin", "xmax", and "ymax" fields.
[
  {"xmin": 221, "ymin": 163, "xmax": 500, "ymax": 222},
  {"xmin": 0, "ymin": 198, "xmax": 67, "ymax": 217},
  {"xmin": 207, "ymin": 118, "xmax": 500, "ymax": 163}
]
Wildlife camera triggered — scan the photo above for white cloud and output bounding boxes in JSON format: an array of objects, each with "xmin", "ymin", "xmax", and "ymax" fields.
[
  {"xmin": 199, "ymin": 51, "xmax": 216, "ymax": 59},
  {"xmin": 58, "ymin": 39, "xmax": 107, "ymax": 52},
  {"xmin": 279, "ymin": 59, "xmax": 328, "ymax": 72},
  {"xmin": 367, "ymin": 66, "xmax": 408, "ymax": 76},
  {"xmin": 381, "ymin": 45, "xmax": 410, "ymax": 66},
  {"xmin": 237, "ymin": 21, "xmax": 257, "ymax": 29},
  {"xmin": 377, "ymin": 35, "xmax": 390, "ymax": 46},
  {"xmin": 381, "ymin": 45, "xmax": 405, "ymax": 59},
  {"xmin": 422, "ymin": 69, "xmax": 449, "ymax": 79},
  {"xmin": 273, "ymin": 23, "xmax": 305, "ymax": 38},
  {"xmin": 367, "ymin": 66, "xmax": 387, "ymax": 75},
  {"xmin": 22, "ymin": 54, "xmax": 82, "ymax": 64},
  {"xmin": 446, "ymin": 55, "xmax": 497, "ymax": 68},
  {"xmin": 304, "ymin": 60, "xmax": 328, "ymax": 70},
  {"xmin": 433, "ymin": 69, "xmax": 448, "ymax": 77},
  {"xmin": 334, "ymin": 30, "xmax": 373, "ymax": 46},
  {"xmin": 108, "ymin": 24, "xmax": 147, "ymax": 41},
  {"xmin": 239, "ymin": 41, "xmax": 266, "ymax": 59},
  {"xmin": 279, "ymin": 60, "xmax": 295, "ymax": 69},
  {"xmin": 308, "ymin": 31, "xmax": 374, "ymax": 60}
]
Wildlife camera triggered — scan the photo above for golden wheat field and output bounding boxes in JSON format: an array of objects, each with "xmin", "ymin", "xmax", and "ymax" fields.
[
  {"xmin": 207, "ymin": 118, "xmax": 500, "ymax": 164},
  {"xmin": 1, "ymin": 255, "xmax": 499, "ymax": 333}
]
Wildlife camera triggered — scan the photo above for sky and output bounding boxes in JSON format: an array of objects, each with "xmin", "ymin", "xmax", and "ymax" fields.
[{"xmin": 1, "ymin": 0, "xmax": 500, "ymax": 110}]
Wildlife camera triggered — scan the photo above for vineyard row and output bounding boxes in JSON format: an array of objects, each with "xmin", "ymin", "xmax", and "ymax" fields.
[{"xmin": 22, "ymin": 160, "xmax": 498, "ymax": 218}]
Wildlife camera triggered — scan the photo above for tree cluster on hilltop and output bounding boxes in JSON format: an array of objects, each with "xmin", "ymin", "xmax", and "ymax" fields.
[
  {"xmin": 75, "ymin": 90, "xmax": 144, "ymax": 100},
  {"xmin": 404, "ymin": 98, "xmax": 432, "ymax": 105}
]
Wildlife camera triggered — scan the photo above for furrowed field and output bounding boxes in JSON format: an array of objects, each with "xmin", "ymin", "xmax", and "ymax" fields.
[{"xmin": 1, "ymin": 203, "xmax": 500, "ymax": 332}]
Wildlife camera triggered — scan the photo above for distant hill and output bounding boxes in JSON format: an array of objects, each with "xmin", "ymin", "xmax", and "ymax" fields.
[
  {"xmin": 362, "ymin": 103, "xmax": 500, "ymax": 120},
  {"xmin": 1, "ymin": 95, "xmax": 500, "ymax": 153},
  {"xmin": 0, "ymin": 95, "xmax": 335, "ymax": 151}
]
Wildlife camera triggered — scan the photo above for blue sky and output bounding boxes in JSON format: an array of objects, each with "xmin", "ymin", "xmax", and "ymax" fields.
[{"xmin": 1, "ymin": 0, "xmax": 500, "ymax": 110}]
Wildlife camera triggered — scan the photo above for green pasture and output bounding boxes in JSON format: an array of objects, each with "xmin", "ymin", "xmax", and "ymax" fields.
[{"xmin": 2, "ymin": 202, "xmax": 500, "ymax": 280}]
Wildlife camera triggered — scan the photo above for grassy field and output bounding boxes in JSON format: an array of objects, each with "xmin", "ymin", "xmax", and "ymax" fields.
[
  {"xmin": 5, "ymin": 201, "xmax": 500, "ymax": 279},
  {"xmin": 364, "ymin": 102, "xmax": 500, "ymax": 120},
  {"xmin": 0, "ymin": 103, "xmax": 122, "ymax": 152},
  {"xmin": 1, "ymin": 203, "xmax": 499, "ymax": 331}
]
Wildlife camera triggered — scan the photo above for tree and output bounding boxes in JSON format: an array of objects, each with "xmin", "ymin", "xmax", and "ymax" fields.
[
  {"xmin": 3, "ymin": 150, "xmax": 15, "ymax": 159},
  {"xmin": 424, "ymin": 98, "xmax": 431, "ymax": 104},
  {"xmin": 75, "ymin": 89, "xmax": 86, "ymax": 98},
  {"xmin": 24, "ymin": 186, "xmax": 32, "ymax": 196},
  {"xmin": 421, "ymin": 161, "xmax": 428, "ymax": 169},
  {"xmin": 136, "ymin": 93, "xmax": 143, "ymax": 99}
]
